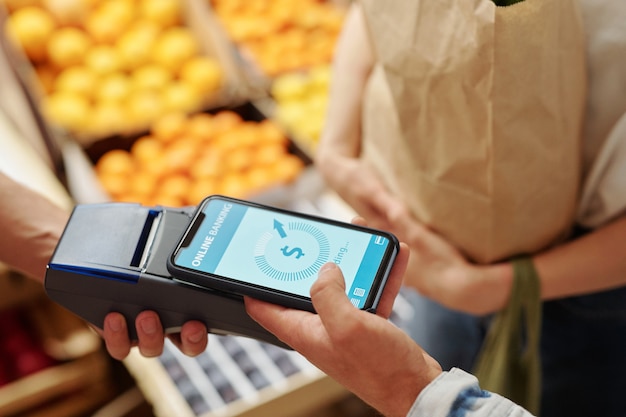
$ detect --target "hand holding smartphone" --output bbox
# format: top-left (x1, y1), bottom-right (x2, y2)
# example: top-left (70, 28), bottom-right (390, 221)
top-left (167, 195), bottom-right (399, 312)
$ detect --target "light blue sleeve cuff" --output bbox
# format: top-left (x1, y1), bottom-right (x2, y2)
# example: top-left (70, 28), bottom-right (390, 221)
top-left (407, 368), bottom-right (535, 417)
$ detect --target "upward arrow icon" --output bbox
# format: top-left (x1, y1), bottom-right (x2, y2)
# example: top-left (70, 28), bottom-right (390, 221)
top-left (273, 219), bottom-right (287, 238)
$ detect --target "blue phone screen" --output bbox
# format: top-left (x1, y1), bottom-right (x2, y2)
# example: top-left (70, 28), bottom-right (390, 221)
top-left (174, 198), bottom-right (392, 308)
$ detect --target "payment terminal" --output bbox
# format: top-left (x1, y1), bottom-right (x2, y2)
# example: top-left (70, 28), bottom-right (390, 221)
top-left (45, 203), bottom-right (287, 348)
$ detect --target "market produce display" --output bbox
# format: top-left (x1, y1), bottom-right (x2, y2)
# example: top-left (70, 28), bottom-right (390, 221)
top-left (4, 0), bottom-right (224, 139)
top-left (211, 0), bottom-right (343, 77)
top-left (271, 65), bottom-right (331, 153)
top-left (95, 110), bottom-right (305, 207)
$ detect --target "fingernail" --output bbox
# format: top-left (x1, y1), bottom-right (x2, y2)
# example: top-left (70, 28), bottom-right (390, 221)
top-left (140, 317), bottom-right (158, 335)
top-left (109, 315), bottom-right (124, 332)
top-left (188, 330), bottom-right (204, 344)
top-left (319, 262), bottom-right (337, 274)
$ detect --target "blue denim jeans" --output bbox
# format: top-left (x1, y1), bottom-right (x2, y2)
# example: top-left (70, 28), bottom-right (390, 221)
top-left (403, 286), bottom-right (626, 417)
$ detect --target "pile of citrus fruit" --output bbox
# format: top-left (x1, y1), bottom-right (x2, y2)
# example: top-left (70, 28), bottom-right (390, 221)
top-left (5, 0), bottom-right (224, 139)
top-left (271, 65), bottom-right (331, 152)
top-left (95, 111), bottom-right (305, 206)
top-left (211, 0), bottom-right (343, 77)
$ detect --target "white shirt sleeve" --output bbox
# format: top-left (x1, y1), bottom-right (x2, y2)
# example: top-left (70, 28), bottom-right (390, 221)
top-left (407, 368), bottom-right (535, 417)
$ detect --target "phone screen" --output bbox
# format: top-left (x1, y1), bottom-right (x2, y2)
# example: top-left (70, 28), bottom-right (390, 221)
top-left (171, 196), bottom-right (396, 309)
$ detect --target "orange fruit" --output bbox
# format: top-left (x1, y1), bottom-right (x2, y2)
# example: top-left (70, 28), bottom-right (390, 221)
top-left (98, 172), bottom-right (129, 198)
top-left (140, 154), bottom-right (168, 180)
top-left (254, 143), bottom-right (288, 166)
top-left (225, 148), bottom-right (254, 172)
top-left (211, 110), bottom-right (242, 135)
top-left (258, 119), bottom-right (288, 145)
top-left (96, 149), bottom-right (135, 176)
top-left (230, 122), bottom-right (259, 148)
top-left (213, 130), bottom-right (244, 154)
top-left (131, 135), bottom-right (163, 165)
top-left (161, 142), bottom-right (197, 175)
top-left (217, 173), bottom-right (250, 199)
top-left (185, 113), bottom-right (216, 141)
top-left (271, 154), bottom-right (304, 183)
top-left (244, 166), bottom-right (275, 192)
top-left (151, 112), bottom-right (187, 143)
top-left (190, 152), bottom-right (222, 180)
top-left (187, 177), bottom-right (218, 206)
top-left (159, 174), bottom-right (192, 200)
top-left (129, 171), bottom-right (158, 198)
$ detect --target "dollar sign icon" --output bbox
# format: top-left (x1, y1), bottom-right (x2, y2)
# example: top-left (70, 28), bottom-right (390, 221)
top-left (281, 245), bottom-right (305, 259)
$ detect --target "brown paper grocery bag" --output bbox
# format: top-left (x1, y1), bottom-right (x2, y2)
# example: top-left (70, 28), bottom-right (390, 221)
top-left (359, 0), bottom-right (587, 264)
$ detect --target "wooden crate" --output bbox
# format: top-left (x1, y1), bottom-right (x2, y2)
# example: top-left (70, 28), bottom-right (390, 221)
top-left (0, 295), bottom-right (114, 417)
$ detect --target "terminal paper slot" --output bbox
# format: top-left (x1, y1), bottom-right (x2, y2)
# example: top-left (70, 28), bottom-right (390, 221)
top-left (131, 209), bottom-right (162, 268)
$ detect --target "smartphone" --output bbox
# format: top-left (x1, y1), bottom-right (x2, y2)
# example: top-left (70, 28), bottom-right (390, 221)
top-left (167, 195), bottom-right (400, 312)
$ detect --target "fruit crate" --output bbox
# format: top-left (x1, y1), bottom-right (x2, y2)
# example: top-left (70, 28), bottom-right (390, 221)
top-left (0, 285), bottom-right (113, 417)
top-left (206, 0), bottom-right (346, 90)
top-left (0, 0), bottom-right (248, 147)
top-left (85, 101), bottom-right (313, 208)
top-left (254, 65), bottom-right (331, 164)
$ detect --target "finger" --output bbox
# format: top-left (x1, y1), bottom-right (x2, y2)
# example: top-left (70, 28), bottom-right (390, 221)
top-left (350, 216), bottom-right (367, 226)
top-left (103, 312), bottom-right (132, 360)
top-left (375, 242), bottom-right (409, 318)
top-left (136, 311), bottom-right (164, 357)
top-left (310, 263), bottom-right (363, 338)
top-left (178, 321), bottom-right (208, 356)
top-left (350, 217), bottom-right (410, 318)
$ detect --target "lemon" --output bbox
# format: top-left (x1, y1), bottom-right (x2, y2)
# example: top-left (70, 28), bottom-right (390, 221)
top-left (126, 90), bottom-right (165, 126)
top-left (138, 0), bottom-right (181, 28)
top-left (95, 72), bottom-right (132, 103)
top-left (179, 56), bottom-right (223, 95)
top-left (85, 45), bottom-right (124, 76)
top-left (151, 27), bottom-right (199, 73)
top-left (88, 102), bottom-right (130, 136)
top-left (5, 6), bottom-right (56, 63)
top-left (130, 64), bottom-right (172, 91)
top-left (46, 27), bottom-right (91, 69)
top-left (162, 80), bottom-right (203, 113)
top-left (42, 91), bottom-right (91, 131)
top-left (53, 66), bottom-right (98, 97)
top-left (43, 0), bottom-right (94, 26)
top-left (115, 26), bottom-right (153, 71)
top-left (84, 10), bottom-right (126, 44)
